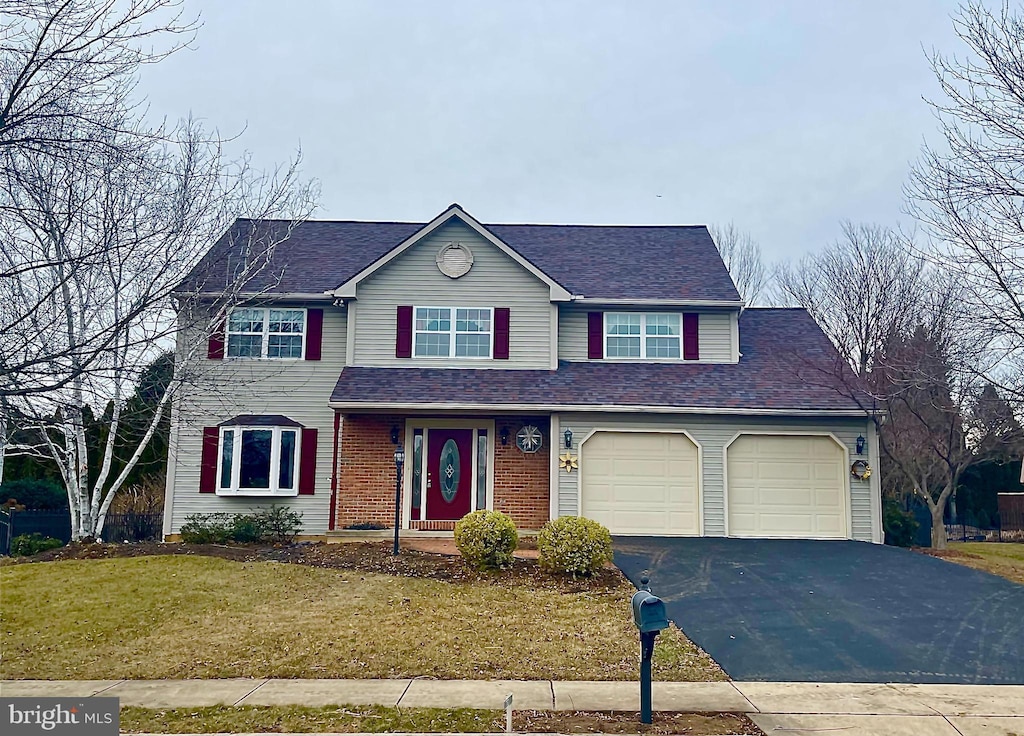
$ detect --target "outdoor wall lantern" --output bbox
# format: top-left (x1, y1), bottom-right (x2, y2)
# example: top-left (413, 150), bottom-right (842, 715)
top-left (393, 446), bottom-right (405, 555)
top-left (856, 435), bottom-right (865, 455)
top-left (563, 427), bottom-right (573, 449)
top-left (390, 426), bottom-right (400, 445)
top-left (500, 426), bottom-right (510, 446)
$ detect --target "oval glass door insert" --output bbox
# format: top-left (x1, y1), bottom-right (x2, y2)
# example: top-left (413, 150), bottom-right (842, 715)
top-left (440, 439), bottom-right (460, 503)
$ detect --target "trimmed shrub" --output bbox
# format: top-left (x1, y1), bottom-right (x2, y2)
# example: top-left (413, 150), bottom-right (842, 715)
top-left (538, 516), bottom-right (613, 577)
top-left (454, 510), bottom-right (518, 570)
top-left (230, 514), bottom-right (264, 543)
top-left (256, 505), bottom-right (303, 543)
top-left (0, 479), bottom-right (66, 510)
top-left (10, 533), bottom-right (64, 556)
top-left (883, 500), bottom-right (919, 548)
top-left (179, 513), bottom-right (234, 544)
top-left (179, 507), bottom-right (303, 544)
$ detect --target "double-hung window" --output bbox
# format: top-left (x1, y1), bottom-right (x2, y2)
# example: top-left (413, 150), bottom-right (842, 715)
top-left (605, 313), bottom-right (681, 359)
top-left (217, 425), bottom-right (299, 496)
top-left (414, 307), bottom-right (492, 358)
top-left (226, 308), bottom-right (306, 359)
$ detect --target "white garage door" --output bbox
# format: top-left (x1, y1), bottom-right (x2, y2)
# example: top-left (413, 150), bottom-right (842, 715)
top-left (727, 434), bottom-right (848, 539)
top-left (581, 432), bottom-right (700, 535)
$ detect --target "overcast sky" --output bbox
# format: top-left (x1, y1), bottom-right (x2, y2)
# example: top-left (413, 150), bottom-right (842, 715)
top-left (138, 1), bottom-right (963, 263)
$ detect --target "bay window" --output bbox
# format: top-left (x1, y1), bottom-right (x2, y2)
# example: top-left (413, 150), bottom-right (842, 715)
top-left (217, 424), bottom-right (300, 496)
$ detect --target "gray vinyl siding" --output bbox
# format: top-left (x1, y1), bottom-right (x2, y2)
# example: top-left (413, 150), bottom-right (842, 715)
top-left (557, 413), bottom-right (877, 542)
top-left (352, 221), bottom-right (552, 369)
top-left (163, 302), bottom-right (346, 536)
top-left (557, 305), bottom-right (737, 363)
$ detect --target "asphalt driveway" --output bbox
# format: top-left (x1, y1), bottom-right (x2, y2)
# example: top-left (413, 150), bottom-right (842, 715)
top-left (613, 537), bottom-right (1024, 684)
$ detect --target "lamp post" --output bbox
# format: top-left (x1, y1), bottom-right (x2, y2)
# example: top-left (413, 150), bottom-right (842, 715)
top-left (393, 446), bottom-right (405, 555)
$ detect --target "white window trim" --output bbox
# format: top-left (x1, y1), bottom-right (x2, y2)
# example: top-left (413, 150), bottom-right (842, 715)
top-left (216, 425), bottom-right (301, 496)
top-left (225, 307), bottom-right (307, 360)
top-left (604, 312), bottom-right (685, 360)
top-left (413, 306), bottom-right (494, 359)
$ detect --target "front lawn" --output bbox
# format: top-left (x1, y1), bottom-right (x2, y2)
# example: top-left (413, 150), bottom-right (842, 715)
top-left (941, 542), bottom-right (1024, 585)
top-left (0, 554), bottom-right (724, 681)
top-left (120, 706), bottom-right (761, 735)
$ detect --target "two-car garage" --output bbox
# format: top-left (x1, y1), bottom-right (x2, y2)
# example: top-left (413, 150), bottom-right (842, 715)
top-left (578, 430), bottom-right (851, 539)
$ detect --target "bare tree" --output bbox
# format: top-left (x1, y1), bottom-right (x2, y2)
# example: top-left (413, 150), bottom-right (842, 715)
top-left (2, 114), bottom-right (317, 540)
top-left (773, 222), bottom-right (927, 377)
top-left (709, 222), bottom-right (768, 304)
top-left (0, 0), bottom-right (198, 399)
top-left (907, 1), bottom-right (1024, 403)
top-left (0, 0), bottom-right (195, 158)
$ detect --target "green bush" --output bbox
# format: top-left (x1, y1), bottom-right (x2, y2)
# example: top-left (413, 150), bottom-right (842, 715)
top-left (10, 533), bottom-right (64, 556)
top-left (537, 516), bottom-right (613, 577)
top-left (230, 514), bottom-right (264, 543)
top-left (0, 479), bottom-right (66, 510)
top-left (256, 505), bottom-right (303, 543)
top-left (179, 513), bottom-right (234, 544)
top-left (454, 510), bottom-right (518, 570)
top-left (179, 506), bottom-right (303, 544)
top-left (883, 500), bottom-right (919, 548)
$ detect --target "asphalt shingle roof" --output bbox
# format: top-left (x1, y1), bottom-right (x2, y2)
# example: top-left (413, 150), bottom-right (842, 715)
top-left (329, 309), bottom-right (863, 413)
top-left (183, 216), bottom-right (742, 302)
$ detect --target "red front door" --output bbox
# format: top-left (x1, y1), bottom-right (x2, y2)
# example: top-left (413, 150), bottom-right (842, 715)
top-left (426, 428), bottom-right (473, 520)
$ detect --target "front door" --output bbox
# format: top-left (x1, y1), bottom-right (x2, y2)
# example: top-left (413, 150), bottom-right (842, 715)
top-left (425, 428), bottom-right (474, 520)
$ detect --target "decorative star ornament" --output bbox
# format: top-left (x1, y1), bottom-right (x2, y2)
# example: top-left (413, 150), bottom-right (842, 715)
top-left (558, 452), bottom-right (578, 472)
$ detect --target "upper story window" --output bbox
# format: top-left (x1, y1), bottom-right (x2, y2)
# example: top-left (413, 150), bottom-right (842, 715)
top-left (226, 308), bottom-right (306, 359)
top-left (605, 313), bottom-right (681, 359)
top-left (217, 424), bottom-right (299, 496)
top-left (414, 307), bottom-right (493, 358)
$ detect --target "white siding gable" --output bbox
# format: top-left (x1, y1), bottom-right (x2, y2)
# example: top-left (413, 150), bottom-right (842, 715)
top-left (352, 220), bottom-right (553, 369)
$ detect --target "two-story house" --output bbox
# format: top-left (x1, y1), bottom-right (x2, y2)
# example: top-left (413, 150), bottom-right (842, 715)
top-left (163, 204), bottom-right (882, 542)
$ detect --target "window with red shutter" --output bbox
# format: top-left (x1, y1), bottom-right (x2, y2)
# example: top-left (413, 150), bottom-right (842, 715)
top-left (683, 313), bottom-right (699, 360)
top-left (587, 312), bottom-right (604, 359)
top-left (305, 309), bottom-right (323, 361)
top-left (396, 305), bottom-right (413, 358)
top-left (199, 427), bottom-right (219, 492)
top-left (299, 428), bottom-right (318, 495)
top-left (494, 308), bottom-right (510, 359)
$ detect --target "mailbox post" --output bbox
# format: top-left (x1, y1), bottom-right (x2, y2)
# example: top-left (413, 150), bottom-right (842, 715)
top-left (630, 575), bottom-right (669, 724)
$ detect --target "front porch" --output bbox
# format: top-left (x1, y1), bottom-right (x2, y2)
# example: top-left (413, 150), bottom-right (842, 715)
top-left (333, 414), bottom-right (553, 533)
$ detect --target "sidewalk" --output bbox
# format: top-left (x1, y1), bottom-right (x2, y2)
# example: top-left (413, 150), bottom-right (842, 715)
top-left (2, 679), bottom-right (1023, 735)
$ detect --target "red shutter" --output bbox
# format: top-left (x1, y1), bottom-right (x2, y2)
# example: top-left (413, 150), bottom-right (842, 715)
top-left (683, 313), bottom-right (699, 360)
top-left (587, 312), bottom-right (604, 359)
top-left (199, 427), bottom-right (219, 493)
top-left (305, 308), bottom-right (323, 361)
top-left (207, 320), bottom-right (225, 360)
top-left (298, 428), bottom-right (318, 495)
top-left (494, 307), bottom-right (510, 359)
top-left (396, 305), bottom-right (413, 358)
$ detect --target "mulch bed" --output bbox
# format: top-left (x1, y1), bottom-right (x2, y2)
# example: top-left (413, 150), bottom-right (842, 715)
top-left (915, 547), bottom-right (983, 560)
top-left (13, 540), bottom-right (625, 592)
top-left (515, 711), bottom-right (762, 735)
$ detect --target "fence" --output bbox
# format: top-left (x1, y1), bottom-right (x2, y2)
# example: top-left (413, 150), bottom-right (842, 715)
top-left (0, 509), bottom-right (162, 555)
top-left (944, 505), bottom-right (1024, 543)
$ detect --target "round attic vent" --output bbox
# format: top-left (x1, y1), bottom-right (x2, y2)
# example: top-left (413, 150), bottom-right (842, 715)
top-left (436, 242), bottom-right (474, 278)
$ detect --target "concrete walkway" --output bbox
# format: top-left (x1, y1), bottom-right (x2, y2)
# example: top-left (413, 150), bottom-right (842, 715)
top-left (2, 679), bottom-right (1023, 735)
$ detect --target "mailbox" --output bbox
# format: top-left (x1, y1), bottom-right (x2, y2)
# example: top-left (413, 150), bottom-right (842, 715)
top-left (631, 590), bottom-right (669, 633)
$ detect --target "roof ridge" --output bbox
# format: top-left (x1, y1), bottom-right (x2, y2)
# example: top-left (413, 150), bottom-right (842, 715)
top-left (234, 217), bottom-right (710, 229)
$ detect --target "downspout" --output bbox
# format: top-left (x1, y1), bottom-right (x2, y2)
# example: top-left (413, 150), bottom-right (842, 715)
top-left (329, 410), bottom-right (341, 530)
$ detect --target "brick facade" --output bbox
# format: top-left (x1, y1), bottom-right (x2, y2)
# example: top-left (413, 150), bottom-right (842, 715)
top-left (336, 414), bottom-right (551, 531)
top-left (336, 414), bottom-right (405, 528)
top-left (493, 416), bottom-right (551, 530)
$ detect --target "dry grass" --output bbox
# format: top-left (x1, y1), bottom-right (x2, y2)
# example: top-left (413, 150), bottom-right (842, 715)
top-left (944, 542), bottom-right (1024, 585)
top-left (0, 555), bottom-right (724, 681)
top-left (119, 706), bottom-right (761, 734)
